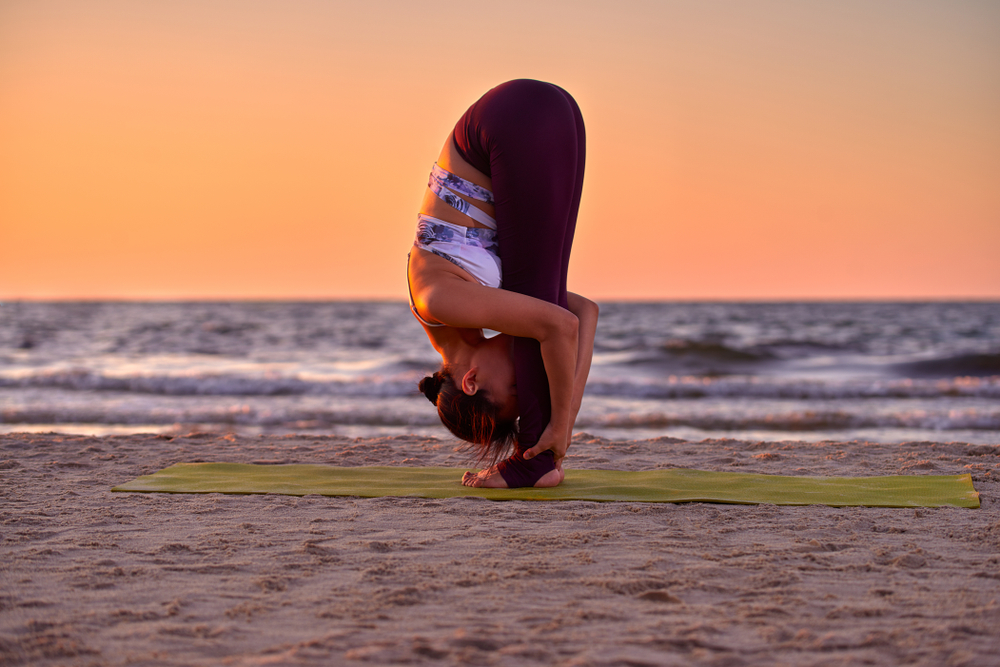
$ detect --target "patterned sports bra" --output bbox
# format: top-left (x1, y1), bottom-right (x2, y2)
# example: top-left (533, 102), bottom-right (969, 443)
top-left (408, 165), bottom-right (502, 327)
top-left (426, 164), bottom-right (496, 229)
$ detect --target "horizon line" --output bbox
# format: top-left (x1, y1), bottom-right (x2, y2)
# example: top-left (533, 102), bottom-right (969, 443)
top-left (3, 295), bottom-right (999, 304)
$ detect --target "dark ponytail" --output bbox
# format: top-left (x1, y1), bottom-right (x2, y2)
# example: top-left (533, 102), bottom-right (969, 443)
top-left (418, 371), bottom-right (447, 404)
top-left (418, 366), bottom-right (518, 465)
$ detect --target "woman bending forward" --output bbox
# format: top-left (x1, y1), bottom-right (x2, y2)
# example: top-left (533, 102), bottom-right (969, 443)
top-left (408, 79), bottom-right (598, 488)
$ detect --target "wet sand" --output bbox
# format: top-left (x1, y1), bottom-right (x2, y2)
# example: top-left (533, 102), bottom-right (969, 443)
top-left (1, 432), bottom-right (998, 666)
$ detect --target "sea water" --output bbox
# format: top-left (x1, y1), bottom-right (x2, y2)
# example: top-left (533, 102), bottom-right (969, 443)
top-left (1, 301), bottom-right (998, 444)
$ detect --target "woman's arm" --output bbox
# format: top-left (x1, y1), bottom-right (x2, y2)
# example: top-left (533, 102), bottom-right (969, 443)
top-left (422, 276), bottom-right (579, 456)
top-left (566, 292), bottom-right (598, 430)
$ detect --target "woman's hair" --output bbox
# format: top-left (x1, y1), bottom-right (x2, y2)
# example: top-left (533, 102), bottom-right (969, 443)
top-left (419, 366), bottom-right (518, 465)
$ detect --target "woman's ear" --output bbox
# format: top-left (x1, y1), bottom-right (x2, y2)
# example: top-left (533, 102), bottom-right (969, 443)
top-left (460, 367), bottom-right (479, 396)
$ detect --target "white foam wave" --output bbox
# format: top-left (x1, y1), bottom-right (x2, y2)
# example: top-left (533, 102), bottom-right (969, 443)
top-left (0, 364), bottom-right (425, 397)
top-left (585, 376), bottom-right (1000, 400)
top-left (578, 408), bottom-right (1000, 432)
top-left (3, 393), bottom-right (997, 433)
top-left (3, 366), bottom-right (999, 400)
top-left (0, 401), bottom-right (440, 428)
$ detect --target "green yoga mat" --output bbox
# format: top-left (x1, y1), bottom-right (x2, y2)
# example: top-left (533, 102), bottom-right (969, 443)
top-left (112, 463), bottom-right (980, 508)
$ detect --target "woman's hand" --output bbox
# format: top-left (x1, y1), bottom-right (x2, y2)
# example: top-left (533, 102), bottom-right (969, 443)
top-left (522, 421), bottom-right (571, 464)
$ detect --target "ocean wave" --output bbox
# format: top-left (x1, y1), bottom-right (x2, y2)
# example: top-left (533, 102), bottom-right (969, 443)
top-left (0, 368), bottom-right (422, 397)
top-left (660, 339), bottom-right (772, 362)
top-left (602, 339), bottom-right (773, 374)
top-left (892, 353), bottom-right (1000, 378)
top-left (585, 376), bottom-right (1000, 400)
top-left (4, 403), bottom-right (997, 433)
top-left (579, 409), bottom-right (1000, 432)
top-left (3, 366), bottom-right (999, 400)
top-left (0, 403), bottom-right (440, 428)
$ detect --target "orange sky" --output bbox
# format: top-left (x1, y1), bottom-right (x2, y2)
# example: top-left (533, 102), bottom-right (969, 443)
top-left (2, 0), bottom-right (998, 300)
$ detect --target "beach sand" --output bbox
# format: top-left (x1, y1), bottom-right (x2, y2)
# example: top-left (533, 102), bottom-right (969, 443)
top-left (1, 432), bottom-right (998, 666)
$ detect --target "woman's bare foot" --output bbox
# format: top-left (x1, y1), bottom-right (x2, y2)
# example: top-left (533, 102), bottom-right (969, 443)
top-left (461, 464), bottom-right (565, 488)
top-left (462, 467), bottom-right (507, 488)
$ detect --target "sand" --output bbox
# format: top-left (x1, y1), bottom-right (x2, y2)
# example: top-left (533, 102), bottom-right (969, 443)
top-left (1, 432), bottom-right (998, 666)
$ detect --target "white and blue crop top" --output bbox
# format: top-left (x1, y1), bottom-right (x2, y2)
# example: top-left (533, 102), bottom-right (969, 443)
top-left (408, 165), bottom-right (502, 327)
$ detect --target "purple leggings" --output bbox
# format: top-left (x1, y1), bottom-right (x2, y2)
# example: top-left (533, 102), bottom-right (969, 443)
top-left (452, 80), bottom-right (586, 487)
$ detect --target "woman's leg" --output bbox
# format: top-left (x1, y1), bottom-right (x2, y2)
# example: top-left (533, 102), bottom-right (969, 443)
top-left (453, 80), bottom-right (586, 486)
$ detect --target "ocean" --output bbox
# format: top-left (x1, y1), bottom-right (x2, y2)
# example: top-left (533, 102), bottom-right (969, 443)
top-left (1, 301), bottom-right (998, 445)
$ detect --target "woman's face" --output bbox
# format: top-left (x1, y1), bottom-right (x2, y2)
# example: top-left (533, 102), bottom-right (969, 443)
top-left (472, 334), bottom-right (518, 420)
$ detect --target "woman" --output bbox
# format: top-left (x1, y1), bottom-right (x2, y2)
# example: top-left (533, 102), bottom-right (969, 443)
top-left (408, 79), bottom-right (598, 488)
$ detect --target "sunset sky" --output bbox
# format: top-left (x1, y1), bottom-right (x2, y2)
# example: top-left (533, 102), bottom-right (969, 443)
top-left (2, 0), bottom-right (998, 300)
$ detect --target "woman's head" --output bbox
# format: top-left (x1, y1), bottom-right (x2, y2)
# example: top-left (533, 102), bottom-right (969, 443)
top-left (419, 363), bottom-right (518, 464)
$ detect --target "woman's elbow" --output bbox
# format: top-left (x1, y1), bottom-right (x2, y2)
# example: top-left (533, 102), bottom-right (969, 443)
top-left (540, 308), bottom-right (578, 342)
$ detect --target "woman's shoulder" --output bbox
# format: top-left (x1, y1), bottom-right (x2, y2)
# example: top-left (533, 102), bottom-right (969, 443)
top-left (407, 249), bottom-right (478, 324)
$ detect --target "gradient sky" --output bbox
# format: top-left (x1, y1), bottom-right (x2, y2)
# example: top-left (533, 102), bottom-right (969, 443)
top-left (2, 0), bottom-right (998, 300)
